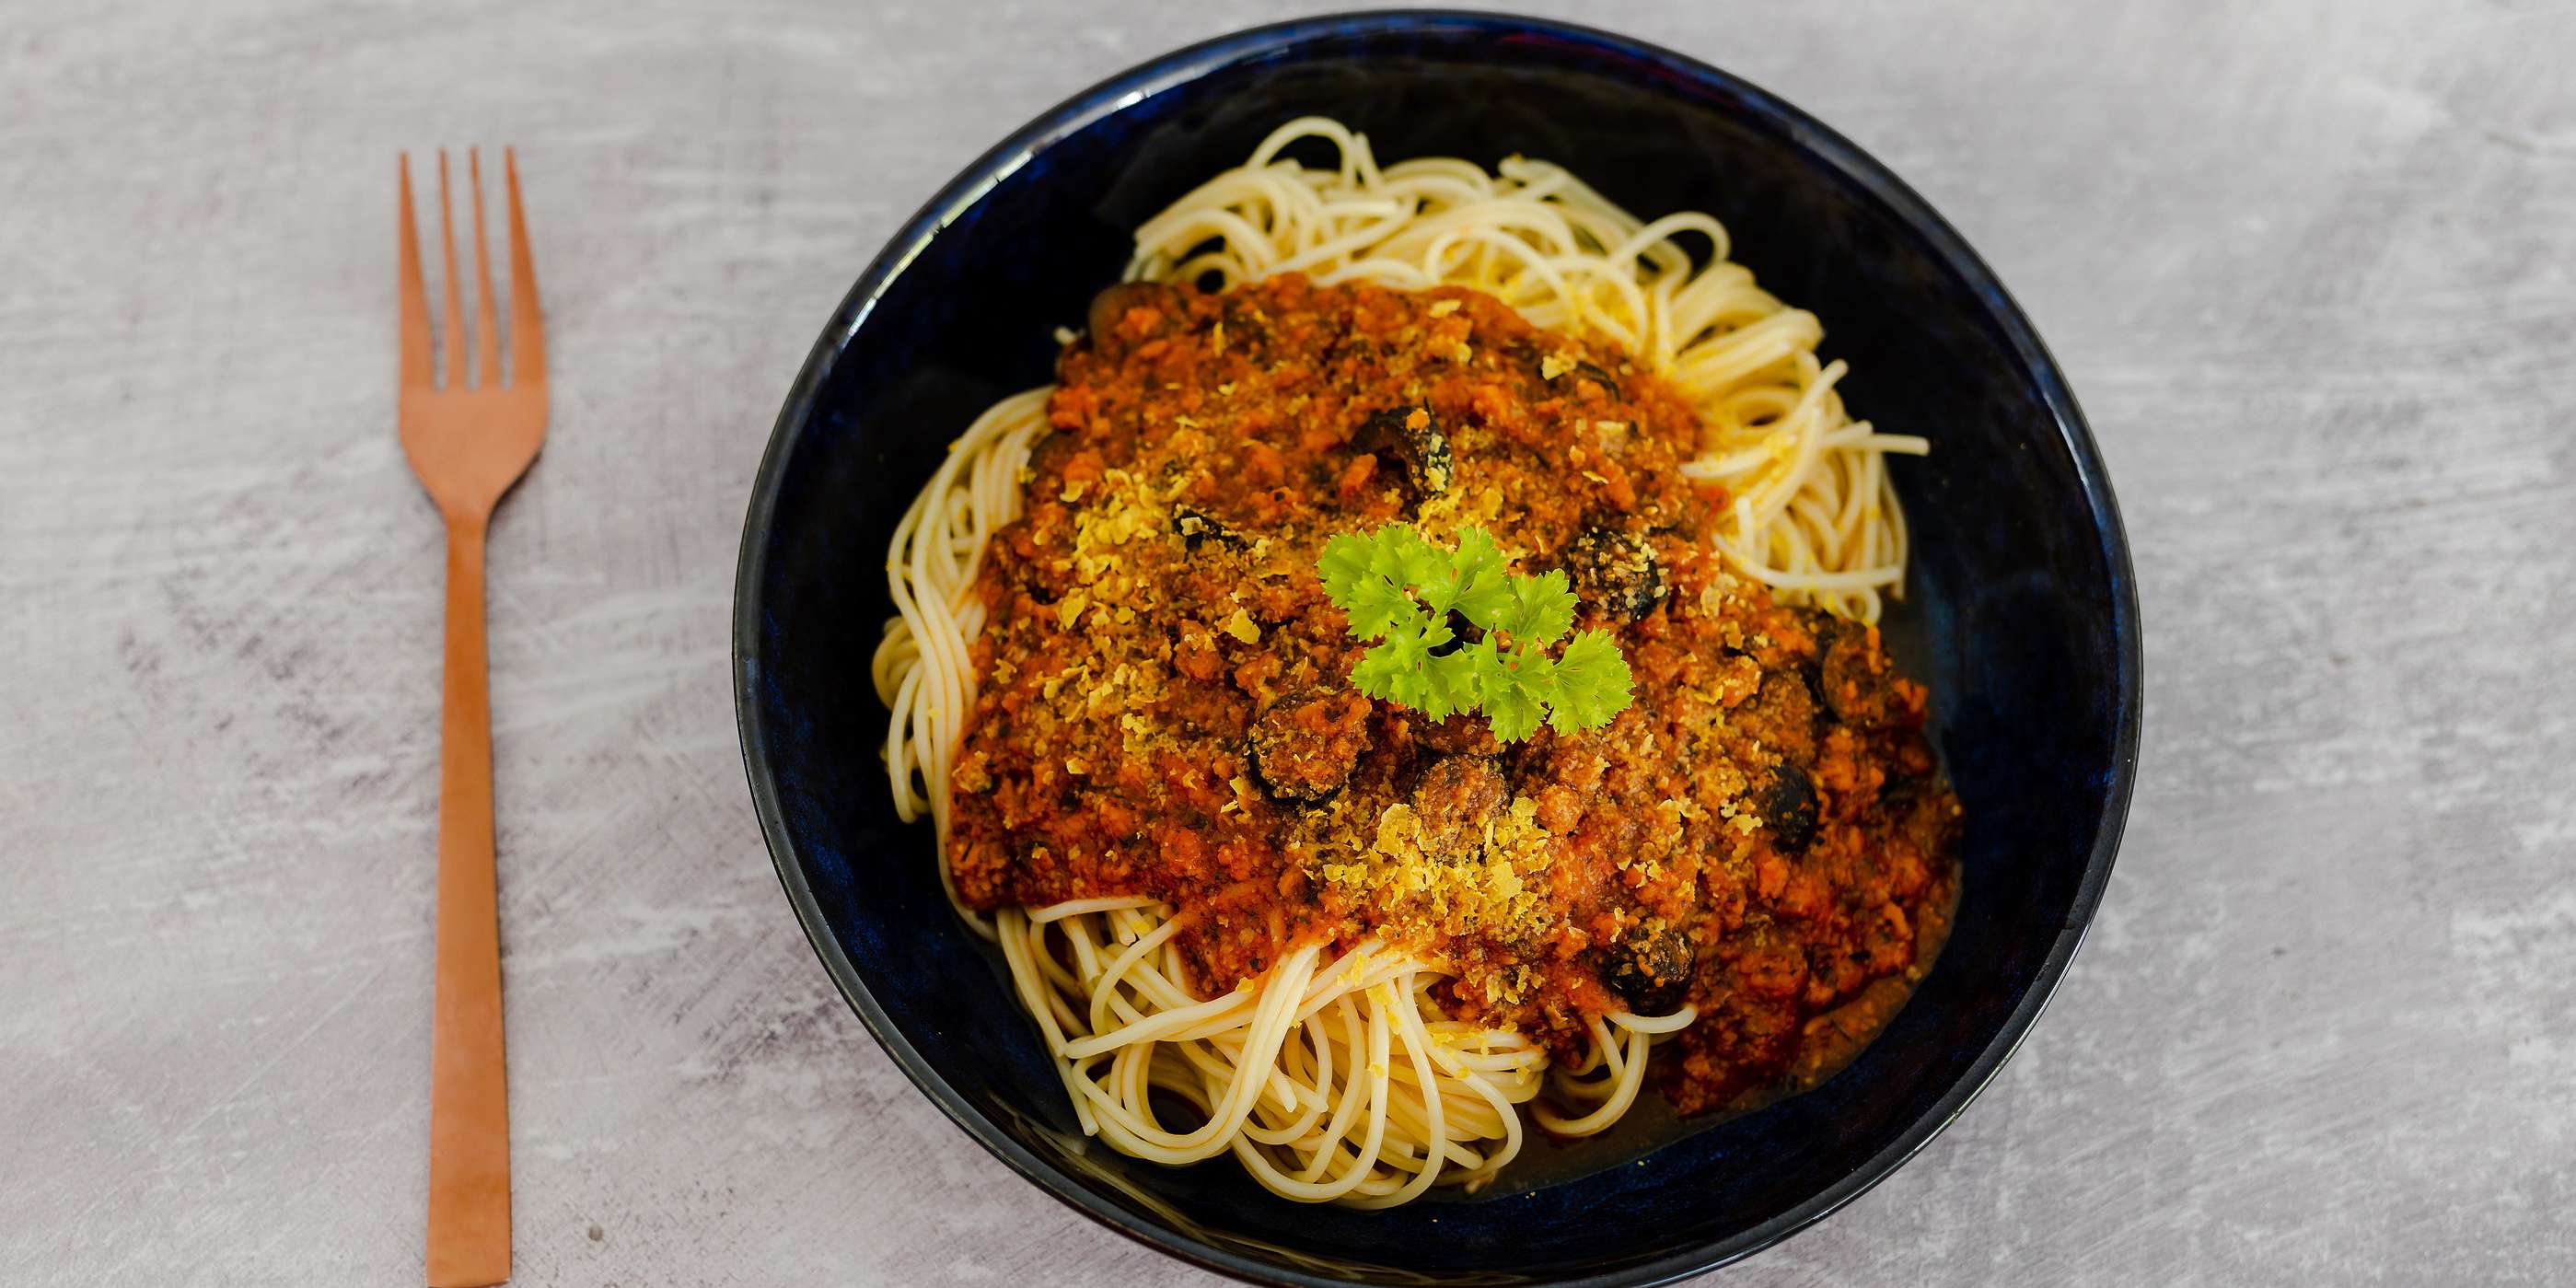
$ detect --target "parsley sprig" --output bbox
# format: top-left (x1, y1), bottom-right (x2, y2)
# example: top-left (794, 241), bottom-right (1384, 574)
top-left (1317, 524), bottom-right (1635, 742)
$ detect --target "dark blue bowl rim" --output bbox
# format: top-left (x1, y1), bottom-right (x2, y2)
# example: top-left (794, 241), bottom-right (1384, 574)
top-left (731, 10), bottom-right (2143, 1285)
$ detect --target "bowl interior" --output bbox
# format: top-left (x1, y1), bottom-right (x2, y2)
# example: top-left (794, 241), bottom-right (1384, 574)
top-left (737, 15), bottom-right (2134, 1286)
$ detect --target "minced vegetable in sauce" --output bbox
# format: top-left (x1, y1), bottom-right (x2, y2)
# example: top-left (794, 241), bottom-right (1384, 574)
top-left (946, 274), bottom-right (1960, 1115)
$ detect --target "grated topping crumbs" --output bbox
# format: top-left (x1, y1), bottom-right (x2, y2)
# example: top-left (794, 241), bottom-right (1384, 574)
top-left (1316, 796), bottom-right (1559, 1002)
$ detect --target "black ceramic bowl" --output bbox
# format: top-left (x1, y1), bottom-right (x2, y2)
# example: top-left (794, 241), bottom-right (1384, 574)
top-left (735, 11), bottom-right (2140, 1285)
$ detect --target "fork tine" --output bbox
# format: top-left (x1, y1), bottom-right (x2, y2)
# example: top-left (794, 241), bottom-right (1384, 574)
top-left (504, 148), bottom-right (545, 384)
top-left (398, 156), bottom-right (434, 389)
top-left (468, 150), bottom-right (502, 389)
top-left (436, 151), bottom-right (467, 390)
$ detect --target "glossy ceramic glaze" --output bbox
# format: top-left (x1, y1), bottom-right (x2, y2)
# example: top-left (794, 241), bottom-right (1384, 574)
top-left (734, 11), bottom-right (2141, 1285)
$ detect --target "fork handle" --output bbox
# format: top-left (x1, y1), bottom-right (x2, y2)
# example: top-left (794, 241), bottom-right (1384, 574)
top-left (426, 520), bottom-right (510, 1288)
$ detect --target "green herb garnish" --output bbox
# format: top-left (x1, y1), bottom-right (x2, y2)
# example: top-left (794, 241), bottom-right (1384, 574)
top-left (1317, 524), bottom-right (1634, 741)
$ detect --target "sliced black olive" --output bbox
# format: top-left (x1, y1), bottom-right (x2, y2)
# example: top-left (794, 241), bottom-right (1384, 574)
top-left (1741, 670), bottom-right (1819, 766)
top-left (1563, 528), bottom-right (1666, 622)
top-left (1410, 755), bottom-right (1505, 853)
top-left (1170, 503), bottom-right (1245, 551)
top-left (1816, 619), bottom-right (1891, 730)
top-left (1793, 608), bottom-right (1837, 714)
top-left (1572, 360), bottom-right (1622, 398)
top-left (1422, 608), bottom-right (1481, 659)
top-left (1529, 352), bottom-right (1623, 399)
top-left (1350, 406), bottom-right (1452, 497)
top-left (1604, 925), bottom-right (1693, 1015)
top-left (1248, 688), bottom-right (1370, 804)
top-left (1761, 762), bottom-right (1818, 854)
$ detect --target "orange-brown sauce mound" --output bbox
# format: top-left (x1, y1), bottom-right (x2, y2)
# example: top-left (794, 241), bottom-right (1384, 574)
top-left (945, 274), bottom-right (1960, 1114)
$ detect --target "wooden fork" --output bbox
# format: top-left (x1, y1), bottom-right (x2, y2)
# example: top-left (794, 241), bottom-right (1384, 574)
top-left (399, 147), bottom-right (544, 1288)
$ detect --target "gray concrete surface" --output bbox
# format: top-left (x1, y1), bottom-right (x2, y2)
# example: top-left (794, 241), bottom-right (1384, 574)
top-left (4, 0), bottom-right (2571, 1283)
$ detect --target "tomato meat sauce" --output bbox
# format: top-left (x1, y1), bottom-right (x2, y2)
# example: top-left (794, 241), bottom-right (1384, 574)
top-left (946, 274), bottom-right (1960, 1117)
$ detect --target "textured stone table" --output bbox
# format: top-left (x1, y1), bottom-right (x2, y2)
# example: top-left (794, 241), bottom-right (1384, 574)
top-left (6, 1), bottom-right (2571, 1283)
